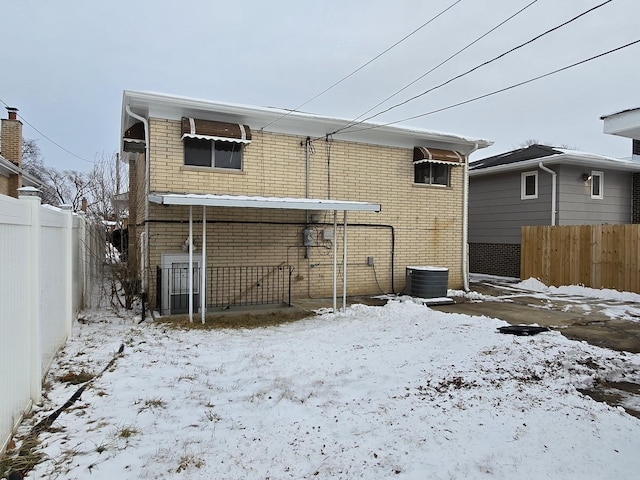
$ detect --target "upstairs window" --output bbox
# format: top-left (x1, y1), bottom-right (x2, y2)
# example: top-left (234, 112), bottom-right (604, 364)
top-left (521, 171), bottom-right (538, 199)
top-left (184, 138), bottom-right (243, 170)
top-left (414, 162), bottom-right (451, 186)
top-left (590, 171), bottom-right (603, 199)
top-left (181, 117), bottom-right (251, 171)
top-left (413, 147), bottom-right (463, 187)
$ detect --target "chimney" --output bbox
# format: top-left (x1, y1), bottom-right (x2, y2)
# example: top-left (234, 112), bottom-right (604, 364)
top-left (1, 107), bottom-right (23, 167)
top-left (1, 107), bottom-right (23, 198)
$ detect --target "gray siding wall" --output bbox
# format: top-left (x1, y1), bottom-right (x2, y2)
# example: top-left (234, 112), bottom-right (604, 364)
top-left (469, 170), bottom-right (552, 244)
top-left (556, 165), bottom-right (632, 225)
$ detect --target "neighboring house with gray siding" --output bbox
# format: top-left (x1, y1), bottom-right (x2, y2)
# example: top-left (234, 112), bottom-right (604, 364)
top-left (468, 144), bottom-right (640, 278)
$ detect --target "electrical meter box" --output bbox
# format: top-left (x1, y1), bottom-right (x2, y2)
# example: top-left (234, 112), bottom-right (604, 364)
top-left (303, 228), bottom-right (315, 246)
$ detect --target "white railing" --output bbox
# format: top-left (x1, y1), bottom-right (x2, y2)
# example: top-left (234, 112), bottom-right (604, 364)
top-left (0, 191), bottom-right (102, 452)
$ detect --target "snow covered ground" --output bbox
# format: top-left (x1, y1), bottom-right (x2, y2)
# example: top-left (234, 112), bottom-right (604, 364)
top-left (12, 287), bottom-right (640, 479)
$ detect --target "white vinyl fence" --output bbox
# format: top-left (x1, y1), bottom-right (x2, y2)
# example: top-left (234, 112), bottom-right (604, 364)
top-left (0, 190), bottom-right (103, 452)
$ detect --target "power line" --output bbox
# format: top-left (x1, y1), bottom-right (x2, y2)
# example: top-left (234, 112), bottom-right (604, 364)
top-left (332, 0), bottom-right (613, 136)
top-left (335, 0), bottom-right (539, 133)
top-left (0, 97), bottom-right (94, 164)
top-left (335, 38), bottom-right (640, 135)
top-left (260, 0), bottom-right (464, 130)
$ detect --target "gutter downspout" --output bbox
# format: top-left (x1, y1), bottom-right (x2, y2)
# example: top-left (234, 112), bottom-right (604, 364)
top-left (125, 105), bottom-right (151, 293)
top-left (462, 143), bottom-right (479, 292)
top-left (538, 162), bottom-right (557, 226)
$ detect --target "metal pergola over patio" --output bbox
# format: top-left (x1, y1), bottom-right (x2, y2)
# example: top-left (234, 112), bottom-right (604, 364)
top-left (148, 193), bottom-right (381, 323)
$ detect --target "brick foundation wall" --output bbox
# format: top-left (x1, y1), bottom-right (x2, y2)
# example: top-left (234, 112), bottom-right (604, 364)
top-left (469, 243), bottom-right (521, 278)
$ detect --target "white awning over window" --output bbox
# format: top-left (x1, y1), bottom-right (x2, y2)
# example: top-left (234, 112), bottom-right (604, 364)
top-left (181, 117), bottom-right (252, 144)
top-left (413, 147), bottom-right (464, 165)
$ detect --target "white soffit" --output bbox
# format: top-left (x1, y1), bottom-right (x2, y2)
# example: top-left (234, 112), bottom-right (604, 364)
top-left (149, 193), bottom-right (381, 212)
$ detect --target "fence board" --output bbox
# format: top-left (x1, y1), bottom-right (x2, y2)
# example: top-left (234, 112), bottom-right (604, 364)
top-left (1, 196), bottom-right (101, 453)
top-left (521, 224), bottom-right (640, 293)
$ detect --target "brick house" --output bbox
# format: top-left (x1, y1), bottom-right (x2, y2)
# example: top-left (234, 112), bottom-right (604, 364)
top-left (120, 91), bottom-right (491, 317)
top-left (0, 107), bottom-right (40, 197)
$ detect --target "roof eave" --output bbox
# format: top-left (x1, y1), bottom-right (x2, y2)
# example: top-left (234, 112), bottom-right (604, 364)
top-left (122, 90), bottom-right (492, 154)
top-left (470, 154), bottom-right (640, 176)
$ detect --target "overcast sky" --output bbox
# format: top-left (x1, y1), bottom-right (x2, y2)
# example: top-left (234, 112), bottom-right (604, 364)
top-left (2, 0), bottom-right (638, 171)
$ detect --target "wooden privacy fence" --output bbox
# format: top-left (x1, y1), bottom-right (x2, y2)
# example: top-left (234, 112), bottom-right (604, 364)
top-left (521, 224), bottom-right (640, 293)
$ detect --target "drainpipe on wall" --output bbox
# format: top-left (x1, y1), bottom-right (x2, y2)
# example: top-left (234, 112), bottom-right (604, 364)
top-left (462, 143), bottom-right (479, 292)
top-left (125, 106), bottom-right (150, 292)
top-left (538, 162), bottom-right (557, 226)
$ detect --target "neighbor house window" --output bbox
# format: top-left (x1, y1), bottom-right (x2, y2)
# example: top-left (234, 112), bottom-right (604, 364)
top-left (521, 171), bottom-right (538, 199)
top-left (184, 137), bottom-right (243, 170)
top-left (414, 162), bottom-right (451, 186)
top-left (590, 171), bottom-right (603, 199)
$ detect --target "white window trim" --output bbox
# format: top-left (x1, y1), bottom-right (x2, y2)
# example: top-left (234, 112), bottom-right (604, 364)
top-left (414, 161), bottom-right (452, 187)
top-left (590, 170), bottom-right (603, 199)
top-left (521, 171), bottom-right (538, 199)
top-left (184, 138), bottom-right (243, 170)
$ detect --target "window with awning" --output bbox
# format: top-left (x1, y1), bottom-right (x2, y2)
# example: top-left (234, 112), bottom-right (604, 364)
top-left (123, 122), bottom-right (146, 153)
top-left (182, 118), bottom-right (252, 170)
top-left (413, 147), bottom-right (464, 186)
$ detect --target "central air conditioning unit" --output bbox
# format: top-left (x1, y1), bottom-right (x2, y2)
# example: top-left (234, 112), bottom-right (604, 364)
top-left (406, 266), bottom-right (449, 298)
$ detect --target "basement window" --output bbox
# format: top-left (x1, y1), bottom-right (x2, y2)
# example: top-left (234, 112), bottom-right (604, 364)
top-left (184, 138), bottom-right (243, 170)
top-left (521, 171), bottom-right (538, 199)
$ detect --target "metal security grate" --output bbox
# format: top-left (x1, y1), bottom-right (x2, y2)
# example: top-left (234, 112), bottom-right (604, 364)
top-left (157, 264), bottom-right (293, 314)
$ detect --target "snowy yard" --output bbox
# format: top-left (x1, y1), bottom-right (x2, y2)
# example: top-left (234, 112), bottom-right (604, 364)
top-left (10, 285), bottom-right (640, 479)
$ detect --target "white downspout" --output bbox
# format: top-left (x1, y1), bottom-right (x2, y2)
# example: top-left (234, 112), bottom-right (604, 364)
top-left (538, 162), bottom-right (557, 226)
top-left (462, 143), bottom-right (479, 292)
top-left (125, 105), bottom-right (151, 293)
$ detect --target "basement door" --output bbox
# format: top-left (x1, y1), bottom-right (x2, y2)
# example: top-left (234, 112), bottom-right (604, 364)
top-left (161, 254), bottom-right (202, 315)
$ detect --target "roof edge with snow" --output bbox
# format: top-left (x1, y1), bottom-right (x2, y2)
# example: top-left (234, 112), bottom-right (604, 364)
top-left (121, 90), bottom-right (492, 155)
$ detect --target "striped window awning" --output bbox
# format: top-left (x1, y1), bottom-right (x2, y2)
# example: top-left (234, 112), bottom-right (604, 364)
top-left (181, 117), bottom-right (252, 144)
top-left (123, 122), bottom-right (146, 153)
top-left (413, 147), bottom-right (464, 165)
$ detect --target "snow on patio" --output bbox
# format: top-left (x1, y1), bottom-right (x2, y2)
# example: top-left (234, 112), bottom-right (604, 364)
top-left (15, 298), bottom-right (640, 479)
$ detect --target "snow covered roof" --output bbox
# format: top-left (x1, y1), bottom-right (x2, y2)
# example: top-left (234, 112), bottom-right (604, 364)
top-left (0, 154), bottom-right (44, 188)
top-left (122, 90), bottom-right (492, 155)
top-left (601, 107), bottom-right (640, 140)
top-left (470, 144), bottom-right (640, 176)
top-left (148, 193), bottom-right (381, 212)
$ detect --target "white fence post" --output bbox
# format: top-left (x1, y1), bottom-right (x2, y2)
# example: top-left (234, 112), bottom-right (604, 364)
top-left (19, 187), bottom-right (42, 403)
top-left (61, 205), bottom-right (74, 336)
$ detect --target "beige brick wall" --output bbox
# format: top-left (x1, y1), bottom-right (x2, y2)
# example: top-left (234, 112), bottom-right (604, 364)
top-left (0, 175), bottom-right (9, 196)
top-left (1, 118), bottom-right (23, 167)
top-left (143, 117), bottom-right (466, 308)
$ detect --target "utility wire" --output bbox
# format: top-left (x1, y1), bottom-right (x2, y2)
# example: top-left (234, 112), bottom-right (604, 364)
top-left (332, 0), bottom-right (613, 135)
top-left (0, 97), bottom-right (94, 164)
top-left (336, 0), bottom-right (539, 133)
top-left (260, 0), bottom-right (464, 130)
top-left (336, 38), bottom-right (640, 134)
